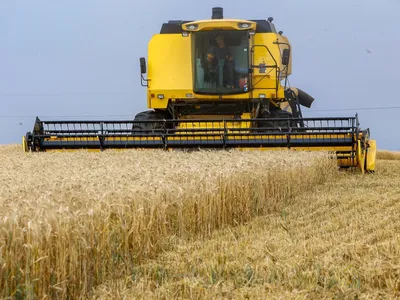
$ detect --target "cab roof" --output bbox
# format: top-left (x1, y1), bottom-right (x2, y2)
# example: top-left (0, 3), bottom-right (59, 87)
top-left (160, 19), bottom-right (277, 34)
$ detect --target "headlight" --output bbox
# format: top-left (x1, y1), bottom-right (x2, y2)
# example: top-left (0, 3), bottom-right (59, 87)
top-left (186, 24), bottom-right (198, 30)
top-left (238, 23), bottom-right (251, 29)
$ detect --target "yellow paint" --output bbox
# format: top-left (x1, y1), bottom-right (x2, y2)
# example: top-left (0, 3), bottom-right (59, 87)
top-left (146, 20), bottom-right (293, 108)
top-left (34, 134), bottom-right (354, 148)
top-left (22, 136), bottom-right (28, 152)
top-left (366, 140), bottom-right (376, 172)
top-left (147, 34), bottom-right (192, 108)
top-left (250, 33), bottom-right (291, 99)
top-left (35, 135), bottom-right (352, 143)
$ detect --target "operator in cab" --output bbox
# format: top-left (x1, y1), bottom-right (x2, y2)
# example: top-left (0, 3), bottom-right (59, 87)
top-left (206, 35), bottom-right (235, 88)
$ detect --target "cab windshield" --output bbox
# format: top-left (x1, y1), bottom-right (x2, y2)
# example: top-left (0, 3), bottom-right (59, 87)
top-left (192, 30), bottom-right (250, 95)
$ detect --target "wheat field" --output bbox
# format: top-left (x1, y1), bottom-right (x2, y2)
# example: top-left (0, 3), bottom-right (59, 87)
top-left (93, 152), bottom-right (400, 299)
top-left (0, 145), bottom-right (336, 299)
top-left (376, 150), bottom-right (400, 160)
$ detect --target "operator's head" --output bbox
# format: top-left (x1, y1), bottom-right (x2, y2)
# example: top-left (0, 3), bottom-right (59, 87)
top-left (215, 35), bottom-right (225, 48)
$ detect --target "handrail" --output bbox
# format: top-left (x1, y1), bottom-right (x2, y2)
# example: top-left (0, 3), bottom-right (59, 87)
top-left (250, 44), bottom-right (279, 96)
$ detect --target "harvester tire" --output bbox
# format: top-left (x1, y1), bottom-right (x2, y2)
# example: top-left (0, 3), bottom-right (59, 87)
top-left (132, 110), bottom-right (170, 133)
top-left (258, 109), bottom-right (296, 131)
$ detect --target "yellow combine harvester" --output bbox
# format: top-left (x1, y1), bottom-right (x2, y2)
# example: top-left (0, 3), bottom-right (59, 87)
top-left (23, 7), bottom-right (376, 172)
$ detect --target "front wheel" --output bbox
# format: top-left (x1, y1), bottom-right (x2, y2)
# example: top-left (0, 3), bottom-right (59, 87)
top-left (257, 109), bottom-right (298, 132)
top-left (132, 110), bottom-right (171, 133)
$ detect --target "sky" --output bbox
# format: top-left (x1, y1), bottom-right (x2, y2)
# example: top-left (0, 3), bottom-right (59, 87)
top-left (1, 0), bottom-right (399, 150)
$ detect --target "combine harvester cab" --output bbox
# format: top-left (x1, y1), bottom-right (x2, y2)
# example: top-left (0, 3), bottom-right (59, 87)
top-left (22, 7), bottom-right (376, 173)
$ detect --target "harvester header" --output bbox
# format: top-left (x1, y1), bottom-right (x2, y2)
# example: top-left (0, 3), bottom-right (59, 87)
top-left (23, 7), bottom-right (376, 173)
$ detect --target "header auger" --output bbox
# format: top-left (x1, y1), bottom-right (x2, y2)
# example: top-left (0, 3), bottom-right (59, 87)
top-left (23, 7), bottom-right (376, 173)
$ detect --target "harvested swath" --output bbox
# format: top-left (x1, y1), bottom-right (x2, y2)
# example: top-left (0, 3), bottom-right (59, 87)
top-left (0, 145), bottom-right (336, 299)
top-left (377, 150), bottom-right (400, 160)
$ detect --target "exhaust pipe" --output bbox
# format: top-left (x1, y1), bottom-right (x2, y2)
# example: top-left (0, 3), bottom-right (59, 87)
top-left (212, 7), bottom-right (223, 19)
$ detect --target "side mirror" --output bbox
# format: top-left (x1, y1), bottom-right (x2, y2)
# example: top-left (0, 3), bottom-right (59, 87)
top-left (140, 57), bottom-right (146, 74)
top-left (282, 49), bottom-right (290, 66)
